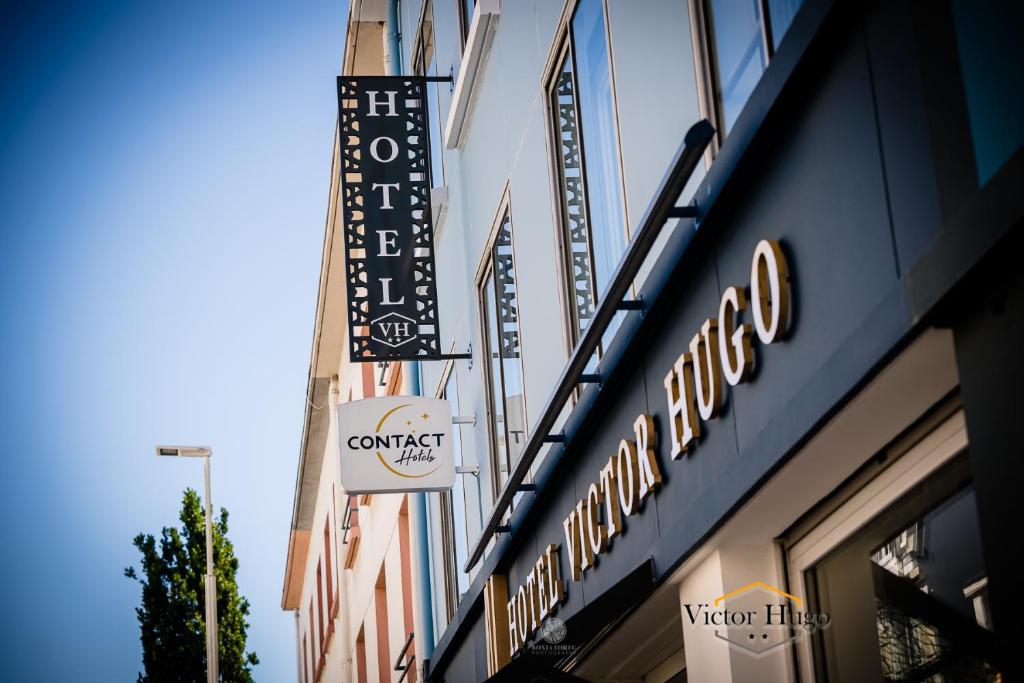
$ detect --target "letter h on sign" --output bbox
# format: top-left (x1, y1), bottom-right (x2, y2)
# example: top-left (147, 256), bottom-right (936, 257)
top-left (337, 77), bottom-right (442, 361)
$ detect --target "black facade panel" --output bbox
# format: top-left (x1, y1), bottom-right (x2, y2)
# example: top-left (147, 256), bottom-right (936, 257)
top-left (569, 375), bottom-right (657, 606)
top-left (863, 0), bottom-right (944, 276)
top-left (431, 0), bottom-right (1024, 679)
top-left (642, 255), bottom-right (739, 541)
top-left (952, 229), bottom-right (1024, 680)
top-left (715, 19), bottom-right (897, 455)
top-left (521, 454), bottom-right (585, 617)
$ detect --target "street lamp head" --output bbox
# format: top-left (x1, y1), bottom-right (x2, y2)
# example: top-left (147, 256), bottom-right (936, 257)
top-left (155, 445), bottom-right (212, 458)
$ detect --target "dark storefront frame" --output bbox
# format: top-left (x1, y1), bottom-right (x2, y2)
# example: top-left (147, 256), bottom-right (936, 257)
top-left (427, 0), bottom-right (1024, 679)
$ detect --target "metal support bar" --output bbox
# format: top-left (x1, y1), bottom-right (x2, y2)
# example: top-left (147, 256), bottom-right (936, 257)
top-left (542, 434), bottom-right (566, 443)
top-left (341, 496), bottom-right (357, 544)
top-left (452, 415), bottom-right (476, 425)
top-left (668, 205), bottom-right (699, 218)
top-left (517, 483), bottom-right (536, 492)
top-left (495, 525), bottom-right (512, 534)
top-left (455, 465), bottom-right (480, 476)
top-left (578, 374), bottom-right (601, 384)
top-left (394, 632), bottom-right (415, 682)
top-left (352, 352), bottom-right (471, 364)
top-left (462, 120), bottom-right (714, 573)
top-left (394, 632), bottom-right (414, 670)
top-left (617, 299), bottom-right (645, 311)
top-left (422, 75), bottom-right (454, 83)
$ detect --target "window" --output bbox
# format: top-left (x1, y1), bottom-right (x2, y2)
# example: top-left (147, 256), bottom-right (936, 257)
top-left (949, 0), bottom-right (1024, 185)
top-left (550, 0), bottom-right (628, 342)
top-left (691, 0), bottom-right (805, 137)
top-left (458, 0), bottom-right (476, 45)
top-left (438, 367), bottom-right (478, 616)
top-left (479, 204), bottom-right (527, 494)
top-left (805, 454), bottom-right (1000, 681)
top-left (414, 0), bottom-right (445, 188)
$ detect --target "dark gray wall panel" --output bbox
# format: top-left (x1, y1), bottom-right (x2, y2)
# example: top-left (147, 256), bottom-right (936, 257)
top-left (569, 375), bottom-right (657, 606)
top-left (641, 255), bottom-right (740, 540)
top-left (863, 0), bottom-right (943, 276)
top-left (715, 24), bottom-right (897, 456)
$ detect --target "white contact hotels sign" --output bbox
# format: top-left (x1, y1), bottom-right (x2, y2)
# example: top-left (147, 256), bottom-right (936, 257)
top-left (338, 396), bottom-right (455, 493)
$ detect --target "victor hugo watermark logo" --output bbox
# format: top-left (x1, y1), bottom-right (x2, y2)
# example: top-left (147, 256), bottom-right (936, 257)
top-left (683, 581), bottom-right (831, 657)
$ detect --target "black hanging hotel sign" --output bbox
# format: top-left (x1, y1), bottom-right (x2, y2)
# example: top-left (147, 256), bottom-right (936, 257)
top-left (337, 76), bottom-right (442, 361)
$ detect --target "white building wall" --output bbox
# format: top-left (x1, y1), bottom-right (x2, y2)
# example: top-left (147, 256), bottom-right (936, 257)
top-left (391, 0), bottom-right (717, 657)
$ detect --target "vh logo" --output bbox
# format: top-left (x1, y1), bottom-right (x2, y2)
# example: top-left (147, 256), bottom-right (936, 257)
top-left (372, 312), bottom-right (418, 348)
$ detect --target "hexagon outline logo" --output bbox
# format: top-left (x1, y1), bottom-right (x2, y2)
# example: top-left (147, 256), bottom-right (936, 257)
top-left (371, 312), bottom-right (418, 348)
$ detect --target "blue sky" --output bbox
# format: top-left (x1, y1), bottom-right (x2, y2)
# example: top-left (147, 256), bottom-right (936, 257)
top-left (0, 1), bottom-right (346, 679)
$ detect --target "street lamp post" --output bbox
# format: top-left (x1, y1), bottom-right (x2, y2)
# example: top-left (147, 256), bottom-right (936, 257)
top-left (156, 445), bottom-right (219, 683)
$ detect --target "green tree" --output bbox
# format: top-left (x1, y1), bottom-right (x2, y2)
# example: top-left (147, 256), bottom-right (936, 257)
top-left (125, 488), bottom-right (258, 682)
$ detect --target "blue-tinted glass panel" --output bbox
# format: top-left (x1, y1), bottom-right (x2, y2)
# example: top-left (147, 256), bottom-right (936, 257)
top-left (551, 54), bottom-right (597, 333)
top-left (443, 372), bottom-right (469, 598)
top-left (571, 0), bottom-right (627, 306)
top-left (493, 209), bottom-right (527, 464)
top-left (951, 0), bottom-right (1024, 185)
top-left (482, 270), bottom-right (508, 491)
top-left (418, 1), bottom-right (444, 186)
top-left (768, 0), bottom-right (804, 49)
top-left (710, 0), bottom-right (769, 132)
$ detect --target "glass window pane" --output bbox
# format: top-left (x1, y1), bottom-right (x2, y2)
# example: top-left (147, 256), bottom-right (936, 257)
top-left (768, 0), bottom-right (804, 50)
top-left (493, 209), bottom-right (527, 464)
top-left (417, 1), bottom-right (444, 186)
top-left (810, 459), bottom-right (1000, 682)
top-left (444, 372), bottom-right (469, 598)
top-left (461, 0), bottom-right (476, 40)
top-left (551, 52), bottom-right (598, 334)
top-left (571, 0), bottom-right (627, 308)
top-left (482, 271), bottom-right (509, 490)
top-left (950, 0), bottom-right (1024, 185)
top-left (710, 0), bottom-right (769, 131)
top-left (871, 486), bottom-right (996, 680)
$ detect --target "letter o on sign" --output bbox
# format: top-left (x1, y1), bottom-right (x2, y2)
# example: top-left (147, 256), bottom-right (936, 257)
top-left (370, 136), bottom-right (399, 163)
top-left (750, 239), bottom-right (791, 344)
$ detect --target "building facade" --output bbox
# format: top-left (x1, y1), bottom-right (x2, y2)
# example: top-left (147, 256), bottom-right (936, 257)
top-left (286, 0), bottom-right (1023, 681)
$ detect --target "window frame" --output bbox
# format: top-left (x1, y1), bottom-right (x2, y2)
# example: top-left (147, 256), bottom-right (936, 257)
top-left (475, 191), bottom-right (528, 503)
top-left (436, 361), bottom-right (466, 619)
top-left (412, 0), bottom-right (446, 188)
top-left (543, 0), bottom-right (631, 355)
top-left (784, 409), bottom-right (970, 682)
top-left (457, 0), bottom-right (476, 49)
top-left (688, 0), bottom-right (781, 154)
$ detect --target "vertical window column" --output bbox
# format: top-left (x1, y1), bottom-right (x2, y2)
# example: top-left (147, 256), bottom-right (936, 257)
top-left (481, 205), bottom-right (527, 496)
top-left (415, 1), bottom-right (445, 188)
top-left (549, 0), bottom-right (628, 349)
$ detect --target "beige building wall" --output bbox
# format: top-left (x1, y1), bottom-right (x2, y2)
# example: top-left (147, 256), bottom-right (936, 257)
top-left (283, 2), bottom-right (429, 681)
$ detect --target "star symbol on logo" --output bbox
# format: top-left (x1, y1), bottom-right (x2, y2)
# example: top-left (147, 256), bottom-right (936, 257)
top-left (421, 412), bottom-right (429, 420)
